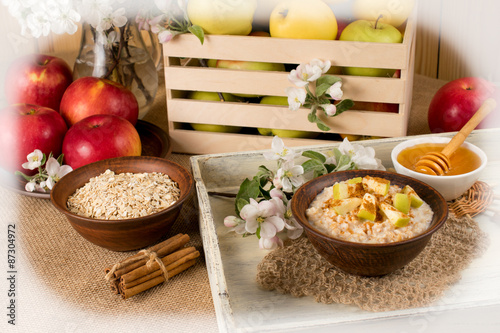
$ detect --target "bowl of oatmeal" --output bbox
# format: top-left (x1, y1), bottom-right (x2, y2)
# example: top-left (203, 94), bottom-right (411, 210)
top-left (291, 170), bottom-right (448, 276)
top-left (50, 156), bottom-right (194, 251)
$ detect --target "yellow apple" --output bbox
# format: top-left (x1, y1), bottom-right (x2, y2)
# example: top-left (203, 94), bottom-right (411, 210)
top-left (352, 0), bottom-right (415, 28)
top-left (269, 0), bottom-right (338, 40)
top-left (259, 96), bottom-right (319, 138)
top-left (187, 0), bottom-right (257, 35)
top-left (187, 91), bottom-right (242, 133)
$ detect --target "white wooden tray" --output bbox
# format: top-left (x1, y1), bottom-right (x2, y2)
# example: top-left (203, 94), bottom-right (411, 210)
top-left (191, 130), bottom-right (500, 333)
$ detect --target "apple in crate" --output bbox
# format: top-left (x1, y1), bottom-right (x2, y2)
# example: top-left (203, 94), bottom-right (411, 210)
top-left (259, 96), bottom-right (318, 138)
top-left (62, 114), bottom-right (141, 169)
top-left (352, 0), bottom-right (415, 28)
top-left (270, 0), bottom-right (338, 40)
top-left (59, 77), bottom-right (139, 127)
top-left (187, 0), bottom-right (257, 35)
top-left (0, 104), bottom-right (68, 174)
top-left (4, 54), bottom-right (73, 111)
top-left (428, 77), bottom-right (499, 133)
top-left (340, 19), bottom-right (403, 77)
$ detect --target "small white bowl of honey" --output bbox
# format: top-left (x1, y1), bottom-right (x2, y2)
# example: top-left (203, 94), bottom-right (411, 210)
top-left (391, 136), bottom-right (487, 201)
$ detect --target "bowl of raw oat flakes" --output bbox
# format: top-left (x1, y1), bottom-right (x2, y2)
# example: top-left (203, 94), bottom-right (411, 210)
top-left (50, 156), bottom-right (194, 251)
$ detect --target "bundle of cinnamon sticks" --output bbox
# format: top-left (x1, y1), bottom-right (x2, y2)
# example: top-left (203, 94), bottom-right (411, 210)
top-left (105, 233), bottom-right (199, 299)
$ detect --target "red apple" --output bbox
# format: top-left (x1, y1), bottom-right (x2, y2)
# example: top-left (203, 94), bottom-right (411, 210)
top-left (0, 104), bottom-right (68, 174)
top-left (428, 77), bottom-right (499, 133)
top-left (59, 77), bottom-right (139, 127)
top-left (62, 114), bottom-right (141, 169)
top-left (4, 54), bottom-right (73, 111)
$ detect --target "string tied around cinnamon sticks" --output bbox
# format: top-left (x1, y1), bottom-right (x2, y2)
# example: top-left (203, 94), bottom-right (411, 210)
top-left (104, 233), bottom-right (200, 299)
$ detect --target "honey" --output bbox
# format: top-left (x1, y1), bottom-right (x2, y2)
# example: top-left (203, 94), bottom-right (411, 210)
top-left (397, 143), bottom-right (482, 176)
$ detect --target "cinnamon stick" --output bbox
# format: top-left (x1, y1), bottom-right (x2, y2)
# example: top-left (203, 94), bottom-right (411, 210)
top-left (121, 247), bottom-right (200, 287)
top-left (120, 259), bottom-right (197, 299)
top-left (105, 233), bottom-right (189, 279)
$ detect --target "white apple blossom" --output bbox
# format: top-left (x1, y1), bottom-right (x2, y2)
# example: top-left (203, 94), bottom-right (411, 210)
top-left (309, 58), bottom-right (331, 74)
top-left (327, 81), bottom-right (344, 100)
top-left (285, 87), bottom-right (307, 111)
top-left (270, 194), bottom-right (303, 240)
top-left (157, 29), bottom-right (174, 43)
top-left (97, 6), bottom-right (127, 31)
top-left (22, 149), bottom-right (44, 170)
top-left (288, 63), bottom-right (323, 87)
top-left (25, 180), bottom-right (38, 192)
top-left (44, 157), bottom-right (73, 189)
top-left (263, 136), bottom-right (298, 163)
top-left (240, 198), bottom-right (285, 237)
top-left (322, 103), bottom-right (337, 116)
top-left (259, 236), bottom-right (283, 250)
top-left (337, 138), bottom-right (386, 170)
top-left (224, 216), bottom-right (246, 234)
top-left (276, 161), bottom-right (305, 193)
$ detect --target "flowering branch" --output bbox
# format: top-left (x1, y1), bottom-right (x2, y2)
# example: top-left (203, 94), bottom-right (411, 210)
top-left (223, 136), bottom-right (385, 250)
top-left (286, 59), bottom-right (354, 131)
top-left (136, 0), bottom-right (204, 44)
top-left (16, 149), bottom-right (72, 193)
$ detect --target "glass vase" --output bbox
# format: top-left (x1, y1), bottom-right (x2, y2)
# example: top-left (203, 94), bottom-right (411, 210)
top-left (73, 21), bottom-right (161, 119)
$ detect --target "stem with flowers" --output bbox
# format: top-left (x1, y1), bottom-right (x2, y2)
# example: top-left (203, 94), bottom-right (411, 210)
top-left (16, 149), bottom-right (73, 193)
top-left (223, 136), bottom-right (385, 250)
top-left (286, 59), bottom-right (354, 131)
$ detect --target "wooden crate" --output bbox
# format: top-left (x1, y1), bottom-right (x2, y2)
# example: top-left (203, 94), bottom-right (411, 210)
top-left (162, 11), bottom-right (417, 154)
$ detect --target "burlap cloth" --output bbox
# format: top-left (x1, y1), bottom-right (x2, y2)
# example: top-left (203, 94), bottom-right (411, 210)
top-left (256, 213), bottom-right (488, 312)
top-left (0, 73), bottom-right (466, 332)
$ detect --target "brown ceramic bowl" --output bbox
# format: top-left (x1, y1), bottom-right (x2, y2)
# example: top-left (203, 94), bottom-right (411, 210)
top-left (50, 156), bottom-right (193, 251)
top-left (291, 169), bottom-right (448, 276)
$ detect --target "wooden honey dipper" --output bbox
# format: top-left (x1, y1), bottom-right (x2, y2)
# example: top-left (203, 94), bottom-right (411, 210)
top-left (415, 98), bottom-right (497, 175)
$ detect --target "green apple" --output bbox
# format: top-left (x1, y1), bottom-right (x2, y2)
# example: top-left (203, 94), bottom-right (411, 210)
top-left (393, 192), bottom-right (410, 214)
top-left (340, 19), bottom-right (403, 77)
top-left (362, 176), bottom-right (390, 196)
top-left (270, 0), bottom-right (338, 40)
top-left (332, 198), bottom-right (362, 216)
top-left (403, 185), bottom-right (424, 208)
top-left (352, 0), bottom-right (415, 28)
top-left (357, 193), bottom-right (377, 221)
top-left (187, 91), bottom-right (242, 133)
top-left (187, 0), bottom-right (257, 35)
top-left (259, 96), bottom-right (319, 138)
top-left (379, 202), bottom-right (410, 227)
top-left (258, 128), bottom-right (273, 136)
top-left (216, 61), bottom-right (285, 98)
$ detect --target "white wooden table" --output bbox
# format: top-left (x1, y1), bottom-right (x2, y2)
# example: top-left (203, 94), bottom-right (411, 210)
top-left (191, 129), bottom-right (500, 333)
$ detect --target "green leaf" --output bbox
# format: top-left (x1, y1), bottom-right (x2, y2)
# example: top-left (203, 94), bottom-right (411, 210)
top-left (235, 178), bottom-right (261, 216)
top-left (236, 198), bottom-right (249, 215)
top-left (302, 150), bottom-right (326, 163)
top-left (315, 120), bottom-right (330, 131)
top-left (188, 25), bottom-right (205, 44)
top-left (315, 83), bottom-right (331, 97)
top-left (307, 111), bottom-right (317, 123)
top-left (317, 75), bottom-right (341, 87)
top-left (301, 159), bottom-right (327, 177)
top-left (335, 99), bottom-right (354, 114)
top-left (256, 225), bottom-right (261, 239)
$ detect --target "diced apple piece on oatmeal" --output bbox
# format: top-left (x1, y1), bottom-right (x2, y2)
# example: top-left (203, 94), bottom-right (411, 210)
top-left (362, 176), bottom-right (390, 196)
top-left (379, 202), bottom-right (410, 227)
top-left (357, 193), bottom-right (377, 221)
top-left (330, 198), bottom-right (362, 215)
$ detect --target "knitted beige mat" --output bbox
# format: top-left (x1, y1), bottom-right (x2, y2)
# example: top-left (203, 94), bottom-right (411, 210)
top-left (256, 214), bottom-right (488, 312)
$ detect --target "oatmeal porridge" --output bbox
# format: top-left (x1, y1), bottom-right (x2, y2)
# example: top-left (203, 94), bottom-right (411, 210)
top-left (306, 176), bottom-right (434, 244)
